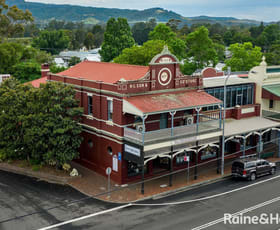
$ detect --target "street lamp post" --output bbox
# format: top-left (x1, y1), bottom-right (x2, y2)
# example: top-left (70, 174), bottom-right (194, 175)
top-left (221, 67), bottom-right (231, 176)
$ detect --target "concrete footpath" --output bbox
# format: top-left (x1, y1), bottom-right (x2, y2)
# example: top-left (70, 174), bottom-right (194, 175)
top-left (1, 158), bottom-right (279, 203)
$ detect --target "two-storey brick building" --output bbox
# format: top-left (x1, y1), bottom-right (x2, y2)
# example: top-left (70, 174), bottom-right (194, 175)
top-left (46, 47), bottom-right (225, 184)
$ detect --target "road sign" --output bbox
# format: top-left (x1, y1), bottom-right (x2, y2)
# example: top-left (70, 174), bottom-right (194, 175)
top-left (106, 167), bottom-right (112, 175)
top-left (118, 152), bottom-right (122, 161)
top-left (184, 156), bottom-right (190, 162)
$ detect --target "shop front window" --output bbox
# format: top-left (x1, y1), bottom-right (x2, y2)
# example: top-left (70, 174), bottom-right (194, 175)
top-left (200, 146), bottom-right (217, 160)
top-left (127, 161), bottom-right (148, 177)
top-left (176, 152), bottom-right (193, 165)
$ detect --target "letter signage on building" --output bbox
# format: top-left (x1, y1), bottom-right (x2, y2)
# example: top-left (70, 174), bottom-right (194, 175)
top-left (124, 144), bottom-right (141, 157)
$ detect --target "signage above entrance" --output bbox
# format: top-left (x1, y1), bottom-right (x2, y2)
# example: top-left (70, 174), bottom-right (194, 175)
top-left (124, 144), bottom-right (141, 157)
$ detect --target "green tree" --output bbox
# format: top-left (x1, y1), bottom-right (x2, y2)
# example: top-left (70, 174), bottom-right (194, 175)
top-left (91, 24), bottom-right (104, 47)
top-left (84, 32), bottom-right (95, 50)
top-left (0, 78), bottom-right (35, 160)
top-left (68, 56), bottom-right (81, 66)
top-left (0, 0), bottom-right (33, 39)
top-left (100, 17), bottom-right (135, 62)
top-left (149, 23), bottom-right (176, 41)
top-left (114, 40), bottom-right (165, 66)
top-left (11, 61), bottom-right (41, 83)
top-left (185, 26), bottom-right (218, 69)
top-left (180, 61), bottom-right (197, 75)
top-left (50, 65), bottom-right (68, 73)
top-left (0, 78), bottom-right (83, 167)
top-left (148, 23), bottom-right (186, 60)
top-left (32, 30), bottom-right (70, 55)
top-left (23, 82), bottom-right (83, 167)
top-left (166, 19), bottom-right (182, 32)
top-left (225, 42), bottom-right (263, 71)
top-left (265, 44), bottom-right (280, 65)
top-left (214, 43), bottom-right (225, 62)
top-left (0, 42), bottom-right (24, 73)
top-left (256, 24), bottom-right (280, 52)
top-left (132, 22), bottom-right (146, 45)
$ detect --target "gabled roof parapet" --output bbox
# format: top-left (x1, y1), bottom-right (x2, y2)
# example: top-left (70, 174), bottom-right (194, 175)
top-left (149, 45), bottom-right (179, 65)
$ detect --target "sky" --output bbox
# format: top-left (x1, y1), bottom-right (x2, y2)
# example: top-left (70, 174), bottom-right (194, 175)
top-left (25, 0), bottom-right (280, 22)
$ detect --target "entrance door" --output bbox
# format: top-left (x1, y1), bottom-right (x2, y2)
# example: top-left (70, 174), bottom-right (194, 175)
top-left (160, 113), bottom-right (168, 129)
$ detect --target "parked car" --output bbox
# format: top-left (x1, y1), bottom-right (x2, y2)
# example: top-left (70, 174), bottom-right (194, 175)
top-left (232, 158), bottom-right (276, 181)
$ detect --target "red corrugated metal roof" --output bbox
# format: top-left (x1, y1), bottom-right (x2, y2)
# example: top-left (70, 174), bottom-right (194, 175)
top-left (124, 90), bottom-right (221, 114)
top-left (58, 61), bottom-right (149, 84)
top-left (27, 77), bottom-right (47, 88)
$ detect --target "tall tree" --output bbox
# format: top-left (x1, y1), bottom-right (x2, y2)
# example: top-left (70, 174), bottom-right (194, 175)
top-left (265, 44), bottom-right (280, 65)
top-left (32, 30), bottom-right (70, 55)
top-left (100, 17), bottom-right (135, 62)
top-left (0, 0), bottom-right (33, 39)
top-left (166, 19), bottom-right (182, 32)
top-left (114, 40), bottom-right (165, 66)
top-left (149, 23), bottom-right (176, 41)
top-left (84, 32), bottom-right (95, 50)
top-left (185, 26), bottom-right (218, 69)
top-left (225, 42), bottom-right (262, 71)
top-left (0, 78), bottom-right (83, 167)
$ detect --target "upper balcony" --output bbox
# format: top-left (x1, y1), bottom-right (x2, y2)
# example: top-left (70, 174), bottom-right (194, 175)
top-left (124, 113), bottom-right (221, 146)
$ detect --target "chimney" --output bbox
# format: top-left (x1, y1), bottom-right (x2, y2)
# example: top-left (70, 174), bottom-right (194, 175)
top-left (41, 63), bottom-right (50, 78)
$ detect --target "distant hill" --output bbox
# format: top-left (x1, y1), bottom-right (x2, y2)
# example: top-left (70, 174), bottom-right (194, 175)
top-left (6, 0), bottom-right (265, 26)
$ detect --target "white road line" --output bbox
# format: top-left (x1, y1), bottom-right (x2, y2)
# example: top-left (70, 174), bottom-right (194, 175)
top-left (191, 196), bottom-right (280, 230)
top-left (38, 174), bottom-right (280, 230)
top-left (134, 174), bottom-right (280, 206)
top-left (37, 203), bottom-right (132, 230)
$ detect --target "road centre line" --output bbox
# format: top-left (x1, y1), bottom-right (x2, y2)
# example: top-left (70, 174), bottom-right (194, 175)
top-left (191, 196), bottom-right (280, 230)
top-left (134, 174), bottom-right (280, 206)
top-left (38, 174), bottom-right (280, 230)
top-left (37, 204), bottom-right (133, 230)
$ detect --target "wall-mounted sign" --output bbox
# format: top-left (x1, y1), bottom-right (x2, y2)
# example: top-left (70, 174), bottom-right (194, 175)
top-left (124, 144), bottom-right (141, 157)
top-left (158, 68), bottom-right (172, 86)
top-left (241, 107), bottom-right (255, 114)
top-left (113, 155), bottom-right (118, 172)
top-left (159, 57), bottom-right (172, 63)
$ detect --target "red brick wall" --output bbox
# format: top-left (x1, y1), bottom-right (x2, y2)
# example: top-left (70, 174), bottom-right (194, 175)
top-left (262, 88), bottom-right (280, 101)
top-left (77, 131), bottom-right (124, 184)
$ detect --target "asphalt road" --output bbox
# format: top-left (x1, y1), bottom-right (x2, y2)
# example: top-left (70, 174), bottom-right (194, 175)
top-left (1, 169), bottom-right (280, 230)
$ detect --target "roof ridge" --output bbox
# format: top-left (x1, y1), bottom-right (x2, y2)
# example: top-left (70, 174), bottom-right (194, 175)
top-left (84, 60), bottom-right (149, 69)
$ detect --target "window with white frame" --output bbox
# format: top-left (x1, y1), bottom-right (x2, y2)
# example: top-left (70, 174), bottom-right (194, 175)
top-left (87, 93), bottom-right (93, 115)
top-left (107, 98), bottom-right (113, 121)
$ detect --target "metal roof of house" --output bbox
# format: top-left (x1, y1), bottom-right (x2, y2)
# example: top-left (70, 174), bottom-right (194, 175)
top-left (123, 90), bottom-right (222, 116)
top-left (263, 84), bottom-right (280, 97)
top-left (224, 116), bottom-right (280, 137)
top-left (203, 75), bottom-right (255, 88)
top-left (58, 61), bottom-right (149, 84)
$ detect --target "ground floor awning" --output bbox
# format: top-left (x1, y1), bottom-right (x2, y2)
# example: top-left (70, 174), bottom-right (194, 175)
top-left (224, 116), bottom-right (280, 137)
top-left (123, 90), bottom-right (222, 117)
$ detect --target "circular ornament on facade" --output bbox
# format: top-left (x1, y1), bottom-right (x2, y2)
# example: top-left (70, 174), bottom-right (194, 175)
top-left (158, 68), bottom-right (172, 86)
